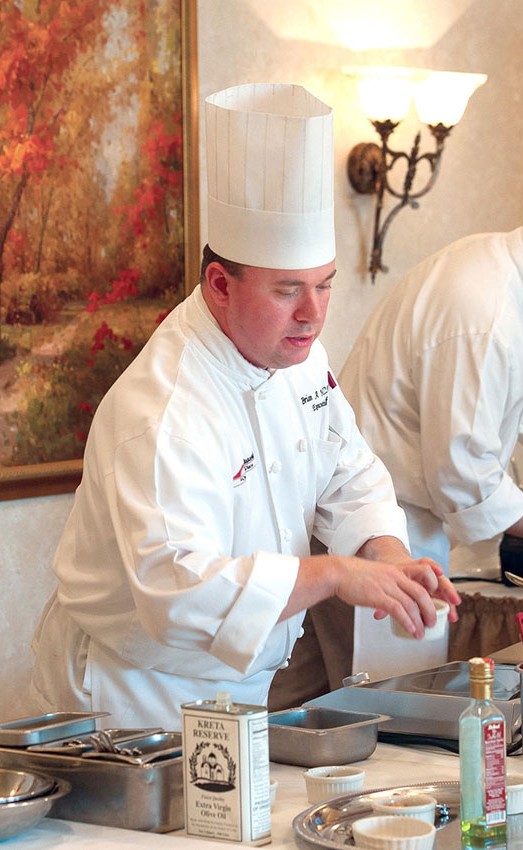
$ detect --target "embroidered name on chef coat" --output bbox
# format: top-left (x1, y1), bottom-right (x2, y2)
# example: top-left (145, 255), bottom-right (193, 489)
top-left (300, 382), bottom-right (330, 412)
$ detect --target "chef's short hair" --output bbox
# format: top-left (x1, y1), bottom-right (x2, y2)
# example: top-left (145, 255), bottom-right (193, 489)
top-left (200, 244), bottom-right (244, 283)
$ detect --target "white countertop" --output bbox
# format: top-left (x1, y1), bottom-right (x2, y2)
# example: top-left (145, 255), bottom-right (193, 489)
top-left (453, 579), bottom-right (523, 599)
top-left (11, 740), bottom-right (523, 849)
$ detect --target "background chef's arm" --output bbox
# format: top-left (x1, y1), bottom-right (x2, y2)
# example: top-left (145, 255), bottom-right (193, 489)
top-left (505, 516), bottom-right (523, 537)
top-left (415, 325), bottom-right (523, 545)
top-left (505, 440), bottom-right (523, 536)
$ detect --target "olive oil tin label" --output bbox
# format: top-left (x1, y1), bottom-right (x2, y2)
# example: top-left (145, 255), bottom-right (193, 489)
top-left (182, 697), bottom-right (271, 845)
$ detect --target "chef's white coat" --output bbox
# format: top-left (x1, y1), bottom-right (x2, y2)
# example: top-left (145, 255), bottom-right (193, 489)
top-left (31, 285), bottom-right (408, 729)
top-left (340, 227), bottom-right (523, 571)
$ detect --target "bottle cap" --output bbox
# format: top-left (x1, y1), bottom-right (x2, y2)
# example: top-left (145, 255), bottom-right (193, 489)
top-left (468, 656), bottom-right (494, 682)
top-left (215, 691), bottom-right (233, 711)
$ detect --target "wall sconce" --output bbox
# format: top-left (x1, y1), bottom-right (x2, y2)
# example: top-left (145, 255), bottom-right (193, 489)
top-left (345, 66), bottom-right (487, 282)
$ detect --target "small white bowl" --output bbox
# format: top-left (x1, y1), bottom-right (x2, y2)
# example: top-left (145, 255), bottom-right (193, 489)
top-left (391, 599), bottom-right (449, 640)
top-left (304, 765), bottom-right (365, 804)
top-left (352, 815), bottom-right (436, 850)
top-left (507, 775), bottom-right (523, 815)
top-left (370, 792), bottom-right (437, 824)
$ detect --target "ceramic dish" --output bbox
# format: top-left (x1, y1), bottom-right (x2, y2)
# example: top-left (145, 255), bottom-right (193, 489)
top-left (304, 765), bottom-right (365, 804)
top-left (391, 599), bottom-right (449, 640)
top-left (370, 791), bottom-right (436, 824)
top-left (351, 815), bottom-right (436, 850)
top-left (507, 775), bottom-right (523, 815)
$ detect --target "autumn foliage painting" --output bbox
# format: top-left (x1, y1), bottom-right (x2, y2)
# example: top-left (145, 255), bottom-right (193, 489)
top-left (0, 0), bottom-right (191, 471)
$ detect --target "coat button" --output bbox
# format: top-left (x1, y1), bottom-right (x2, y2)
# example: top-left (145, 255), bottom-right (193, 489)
top-left (269, 460), bottom-right (282, 473)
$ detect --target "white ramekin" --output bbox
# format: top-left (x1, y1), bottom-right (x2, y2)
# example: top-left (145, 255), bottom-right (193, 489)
top-left (303, 764), bottom-right (365, 804)
top-left (352, 815), bottom-right (436, 850)
top-left (370, 792), bottom-right (437, 824)
top-left (391, 599), bottom-right (449, 640)
top-left (507, 774), bottom-right (523, 815)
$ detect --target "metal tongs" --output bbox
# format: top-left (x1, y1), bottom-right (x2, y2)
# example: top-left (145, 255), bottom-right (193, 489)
top-left (89, 730), bottom-right (143, 756)
top-left (82, 729), bottom-right (182, 765)
top-left (506, 572), bottom-right (523, 588)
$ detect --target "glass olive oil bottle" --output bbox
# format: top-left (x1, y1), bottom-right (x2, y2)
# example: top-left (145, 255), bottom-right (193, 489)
top-left (459, 657), bottom-right (506, 846)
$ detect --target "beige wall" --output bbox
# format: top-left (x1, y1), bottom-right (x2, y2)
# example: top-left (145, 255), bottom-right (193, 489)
top-left (1, 0), bottom-right (523, 717)
top-left (198, 0), bottom-right (523, 371)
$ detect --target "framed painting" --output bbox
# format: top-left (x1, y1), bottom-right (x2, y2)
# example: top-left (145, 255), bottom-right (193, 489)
top-left (0, 0), bottom-right (199, 501)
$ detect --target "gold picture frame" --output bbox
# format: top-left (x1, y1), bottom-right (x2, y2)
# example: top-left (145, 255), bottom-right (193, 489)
top-left (0, 0), bottom-right (199, 501)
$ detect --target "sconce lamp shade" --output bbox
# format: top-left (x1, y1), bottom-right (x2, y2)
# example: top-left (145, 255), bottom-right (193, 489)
top-left (344, 64), bottom-right (487, 282)
top-left (345, 65), bottom-right (424, 122)
top-left (345, 66), bottom-right (487, 128)
top-left (344, 66), bottom-right (419, 121)
top-left (414, 71), bottom-right (487, 126)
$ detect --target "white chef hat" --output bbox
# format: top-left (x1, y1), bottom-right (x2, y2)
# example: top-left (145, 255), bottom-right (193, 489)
top-left (205, 83), bottom-right (335, 270)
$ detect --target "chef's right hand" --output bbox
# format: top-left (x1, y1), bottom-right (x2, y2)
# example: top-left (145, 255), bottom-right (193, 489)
top-left (279, 550), bottom-right (460, 639)
top-left (331, 556), bottom-right (460, 639)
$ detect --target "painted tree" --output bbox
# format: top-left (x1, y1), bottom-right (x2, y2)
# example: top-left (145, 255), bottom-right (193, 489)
top-left (0, 0), bottom-right (107, 292)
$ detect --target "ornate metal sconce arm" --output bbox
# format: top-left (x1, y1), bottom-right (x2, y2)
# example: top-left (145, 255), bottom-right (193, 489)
top-left (348, 121), bottom-right (453, 282)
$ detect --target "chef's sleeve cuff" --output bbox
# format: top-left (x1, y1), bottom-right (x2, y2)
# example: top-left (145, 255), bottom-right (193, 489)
top-left (327, 503), bottom-right (410, 555)
top-left (444, 475), bottom-right (523, 544)
top-left (209, 551), bottom-right (300, 673)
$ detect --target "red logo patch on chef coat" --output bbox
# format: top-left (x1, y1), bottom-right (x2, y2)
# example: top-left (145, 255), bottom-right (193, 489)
top-left (232, 453), bottom-right (255, 487)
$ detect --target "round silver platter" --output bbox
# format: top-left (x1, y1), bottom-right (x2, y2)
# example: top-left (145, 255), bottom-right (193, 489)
top-left (292, 781), bottom-right (523, 849)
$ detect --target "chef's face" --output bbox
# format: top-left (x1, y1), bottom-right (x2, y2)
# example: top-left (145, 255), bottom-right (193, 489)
top-left (204, 260), bottom-right (336, 370)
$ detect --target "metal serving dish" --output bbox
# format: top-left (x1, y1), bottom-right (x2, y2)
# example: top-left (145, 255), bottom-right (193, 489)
top-left (268, 707), bottom-right (389, 767)
top-left (0, 712), bottom-right (109, 747)
top-left (0, 777), bottom-right (70, 841)
top-left (0, 732), bottom-right (183, 833)
top-left (293, 779), bottom-right (523, 849)
top-left (0, 768), bottom-right (55, 803)
top-left (293, 781), bottom-right (460, 849)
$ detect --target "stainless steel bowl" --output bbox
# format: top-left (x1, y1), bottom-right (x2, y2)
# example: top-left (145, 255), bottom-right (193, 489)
top-left (0, 778), bottom-right (70, 840)
top-left (0, 769), bottom-right (55, 804)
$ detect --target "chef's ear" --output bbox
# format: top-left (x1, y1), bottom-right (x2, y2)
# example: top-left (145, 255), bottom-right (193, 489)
top-left (204, 262), bottom-right (230, 305)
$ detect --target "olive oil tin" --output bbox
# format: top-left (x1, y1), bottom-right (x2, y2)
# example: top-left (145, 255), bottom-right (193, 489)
top-left (182, 694), bottom-right (271, 845)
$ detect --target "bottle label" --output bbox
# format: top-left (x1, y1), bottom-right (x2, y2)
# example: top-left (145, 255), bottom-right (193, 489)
top-left (484, 720), bottom-right (506, 825)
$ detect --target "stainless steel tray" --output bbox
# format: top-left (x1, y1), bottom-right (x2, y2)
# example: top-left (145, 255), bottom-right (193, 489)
top-left (293, 781), bottom-right (523, 849)
top-left (0, 713), bottom-right (109, 746)
top-left (0, 733), bottom-right (183, 833)
top-left (269, 707), bottom-right (388, 767)
top-left (82, 731), bottom-right (182, 765)
top-left (27, 727), bottom-right (164, 757)
top-left (307, 662), bottom-right (521, 746)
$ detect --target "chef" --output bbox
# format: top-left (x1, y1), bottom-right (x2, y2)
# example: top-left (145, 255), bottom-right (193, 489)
top-left (341, 229), bottom-right (523, 571)
top-left (339, 229), bottom-right (523, 678)
top-left (30, 83), bottom-right (460, 729)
